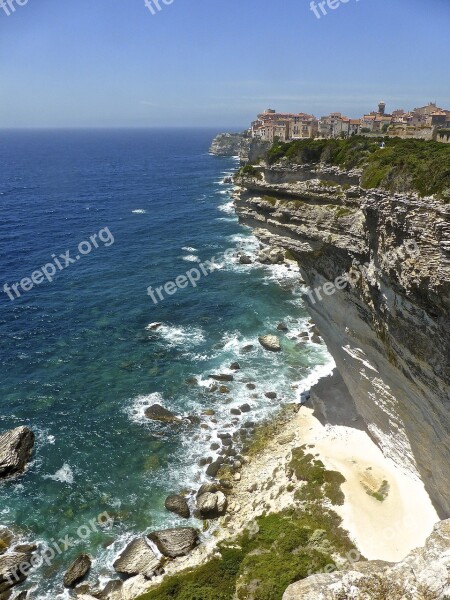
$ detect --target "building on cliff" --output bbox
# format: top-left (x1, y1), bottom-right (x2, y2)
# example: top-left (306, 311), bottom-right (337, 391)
top-left (250, 101), bottom-right (450, 142)
top-left (251, 109), bottom-right (318, 142)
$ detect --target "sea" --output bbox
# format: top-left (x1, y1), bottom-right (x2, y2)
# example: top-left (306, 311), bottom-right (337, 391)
top-left (0, 129), bottom-right (333, 598)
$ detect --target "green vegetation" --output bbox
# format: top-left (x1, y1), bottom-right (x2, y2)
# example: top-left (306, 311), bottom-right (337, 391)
top-left (262, 195), bottom-right (278, 206)
top-left (289, 445), bottom-right (346, 506)
top-left (262, 136), bottom-right (450, 197)
top-left (236, 164), bottom-right (262, 179)
top-left (364, 479), bottom-right (390, 502)
top-left (137, 437), bottom-right (354, 600)
top-left (138, 505), bottom-right (356, 600)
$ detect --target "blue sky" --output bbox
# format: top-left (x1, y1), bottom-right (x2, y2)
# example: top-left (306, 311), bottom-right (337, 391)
top-left (0, 0), bottom-right (449, 128)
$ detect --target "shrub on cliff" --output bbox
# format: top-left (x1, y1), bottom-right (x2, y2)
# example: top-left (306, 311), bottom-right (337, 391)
top-left (264, 137), bottom-right (450, 197)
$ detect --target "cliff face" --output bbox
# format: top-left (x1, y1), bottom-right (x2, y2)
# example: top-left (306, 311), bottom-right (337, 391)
top-left (209, 132), bottom-right (270, 163)
top-left (234, 165), bottom-right (450, 518)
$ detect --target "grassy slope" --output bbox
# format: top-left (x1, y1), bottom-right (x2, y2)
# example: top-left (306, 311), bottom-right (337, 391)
top-left (136, 444), bottom-right (357, 600)
top-left (262, 136), bottom-right (450, 198)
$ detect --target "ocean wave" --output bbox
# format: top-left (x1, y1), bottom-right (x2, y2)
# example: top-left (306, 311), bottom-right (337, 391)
top-left (132, 209), bottom-right (147, 214)
top-left (217, 200), bottom-right (235, 214)
top-left (44, 463), bottom-right (74, 484)
top-left (182, 246), bottom-right (198, 253)
top-left (146, 323), bottom-right (205, 348)
top-left (125, 392), bottom-right (165, 425)
top-left (181, 254), bottom-right (200, 262)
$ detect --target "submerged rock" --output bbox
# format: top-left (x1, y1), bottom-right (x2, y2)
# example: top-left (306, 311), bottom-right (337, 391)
top-left (63, 553), bottom-right (91, 588)
top-left (113, 538), bottom-right (161, 578)
top-left (144, 404), bottom-right (179, 423)
top-left (258, 335), bottom-right (281, 352)
top-left (264, 392), bottom-right (277, 400)
top-left (209, 373), bottom-right (234, 382)
top-left (164, 495), bottom-right (190, 519)
top-left (148, 528), bottom-right (199, 558)
top-left (0, 427), bottom-right (35, 479)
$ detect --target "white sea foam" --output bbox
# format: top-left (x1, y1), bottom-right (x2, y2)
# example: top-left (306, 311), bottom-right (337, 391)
top-left (182, 246), bottom-right (198, 253)
top-left (182, 254), bottom-right (200, 262)
top-left (126, 392), bottom-right (165, 425)
top-left (146, 323), bottom-right (205, 349)
top-left (44, 463), bottom-right (74, 484)
top-left (132, 209), bottom-right (147, 214)
top-left (217, 200), bottom-right (235, 214)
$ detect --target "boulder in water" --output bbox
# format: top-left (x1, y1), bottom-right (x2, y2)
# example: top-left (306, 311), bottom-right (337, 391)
top-left (258, 335), bottom-right (281, 352)
top-left (0, 427), bottom-right (35, 479)
top-left (63, 554), bottom-right (92, 587)
top-left (164, 495), bottom-right (190, 519)
top-left (144, 404), bottom-right (179, 423)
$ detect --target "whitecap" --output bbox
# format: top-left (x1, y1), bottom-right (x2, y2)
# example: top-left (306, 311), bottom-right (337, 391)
top-left (44, 464), bottom-right (74, 484)
top-left (147, 323), bottom-right (205, 349)
top-left (217, 201), bottom-right (235, 214)
top-left (125, 392), bottom-right (165, 425)
top-left (182, 246), bottom-right (198, 252)
top-left (132, 209), bottom-right (147, 214)
top-left (181, 255), bottom-right (200, 263)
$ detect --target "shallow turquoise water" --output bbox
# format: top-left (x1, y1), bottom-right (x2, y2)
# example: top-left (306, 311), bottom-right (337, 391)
top-left (0, 129), bottom-right (332, 597)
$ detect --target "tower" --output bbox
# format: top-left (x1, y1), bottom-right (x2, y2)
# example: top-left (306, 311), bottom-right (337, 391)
top-left (378, 101), bottom-right (386, 115)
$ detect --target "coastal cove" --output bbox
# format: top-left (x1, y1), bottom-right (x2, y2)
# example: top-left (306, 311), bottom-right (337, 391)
top-left (0, 130), bottom-right (334, 599)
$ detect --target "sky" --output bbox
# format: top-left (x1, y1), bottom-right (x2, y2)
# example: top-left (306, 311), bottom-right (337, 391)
top-left (0, 0), bottom-right (449, 129)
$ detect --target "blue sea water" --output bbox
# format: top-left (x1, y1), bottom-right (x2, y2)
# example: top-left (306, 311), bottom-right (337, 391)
top-left (0, 129), bottom-right (333, 598)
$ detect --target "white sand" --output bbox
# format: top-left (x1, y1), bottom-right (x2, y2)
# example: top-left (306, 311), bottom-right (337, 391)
top-left (297, 405), bottom-right (439, 561)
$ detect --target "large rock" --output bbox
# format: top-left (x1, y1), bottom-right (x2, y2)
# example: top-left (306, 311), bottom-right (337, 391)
top-left (0, 427), bottom-right (35, 478)
top-left (113, 538), bottom-right (161, 578)
top-left (258, 335), bottom-right (281, 352)
top-left (196, 491), bottom-right (227, 519)
top-left (0, 552), bottom-right (30, 593)
top-left (148, 528), bottom-right (198, 558)
top-left (63, 553), bottom-right (91, 587)
top-left (283, 519), bottom-right (450, 600)
top-left (0, 528), bottom-right (14, 554)
top-left (164, 495), bottom-right (190, 519)
top-left (144, 404), bottom-right (179, 423)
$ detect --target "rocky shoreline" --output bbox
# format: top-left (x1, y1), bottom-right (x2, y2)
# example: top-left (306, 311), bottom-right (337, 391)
top-left (2, 140), bottom-right (449, 599)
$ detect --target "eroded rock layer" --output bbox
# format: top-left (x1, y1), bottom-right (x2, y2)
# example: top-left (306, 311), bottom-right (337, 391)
top-left (234, 164), bottom-right (450, 517)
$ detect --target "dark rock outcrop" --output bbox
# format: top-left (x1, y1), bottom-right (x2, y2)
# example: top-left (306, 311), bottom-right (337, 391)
top-left (164, 495), bottom-right (190, 519)
top-left (144, 404), bottom-right (179, 423)
top-left (0, 427), bottom-right (35, 479)
top-left (63, 554), bottom-right (91, 587)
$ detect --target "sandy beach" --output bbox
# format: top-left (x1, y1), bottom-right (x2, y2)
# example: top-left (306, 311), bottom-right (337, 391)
top-left (137, 369), bottom-right (439, 598)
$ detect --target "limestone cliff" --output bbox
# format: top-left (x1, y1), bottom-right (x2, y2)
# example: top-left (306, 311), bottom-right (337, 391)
top-left (209, 132), bottom-right (270, 163)
top-left (233, 163), bottom-right (450, 518)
